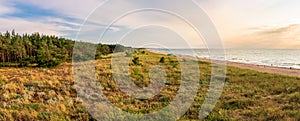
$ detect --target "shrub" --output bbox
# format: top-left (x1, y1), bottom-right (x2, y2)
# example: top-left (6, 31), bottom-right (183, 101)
top-left (159, 57), bottom-right (165, 63)
top-left (132, 57), bottom-right (140, 65)
top-left (289, 92), bottom-right (300, 103)
top-left (19, 59), bottom-right (30, 67)
top-left (125, 51), bottom-right (132, 57)
top-left (221, 99), bottom-right (255, 110)
top-left (37, 58), bottom-right (62, 68)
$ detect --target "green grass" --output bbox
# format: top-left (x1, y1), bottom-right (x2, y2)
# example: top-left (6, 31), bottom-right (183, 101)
top-left (0, 49), bottom-right (300, 120)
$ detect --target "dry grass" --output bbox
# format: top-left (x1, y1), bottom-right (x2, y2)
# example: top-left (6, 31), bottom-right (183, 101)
top-left (0, 50), bottom-right (299, 120)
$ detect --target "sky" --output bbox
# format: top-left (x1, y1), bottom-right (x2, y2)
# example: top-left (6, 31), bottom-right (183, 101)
top-left (0, 0), bottom-right (300, 49)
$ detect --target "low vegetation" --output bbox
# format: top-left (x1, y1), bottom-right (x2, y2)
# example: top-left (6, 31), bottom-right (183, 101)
top-left (0, 50), bottom-right (300, 120)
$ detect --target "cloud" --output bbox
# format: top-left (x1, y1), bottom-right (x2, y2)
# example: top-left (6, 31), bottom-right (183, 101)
top-left (0, 17), bottom-right (75, 36)
top-left (77, 7), bottom-right (209, 48)
top-left (0, 0), bottom-right (18, 15)
top-left (2, 0), bottom-right (299, 48)
top-left (75, 0), bottom-right (218, 47)
top-left (0, 0), bottom-right (123, 39)
top-left (256, 24), bottom-right (299, 35)
top-left (0, 0), bottom-right (85, 38)
top-left (227, 24), bottom-right (300, 49)
top-left (16, 0), bottom-right (105, 19)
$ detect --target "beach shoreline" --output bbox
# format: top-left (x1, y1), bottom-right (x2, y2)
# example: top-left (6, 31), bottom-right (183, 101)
top-left (148, 50), bottom-right (300, 77)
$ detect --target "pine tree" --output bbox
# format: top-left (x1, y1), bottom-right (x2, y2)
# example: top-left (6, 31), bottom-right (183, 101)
top-left (0, 30), bottom-right (129, 67)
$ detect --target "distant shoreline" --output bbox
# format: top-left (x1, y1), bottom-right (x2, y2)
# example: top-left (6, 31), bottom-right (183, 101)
top-left (148, 50), bottom-right (300, 77)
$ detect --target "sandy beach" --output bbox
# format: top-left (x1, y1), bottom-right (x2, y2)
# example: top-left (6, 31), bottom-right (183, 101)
top-left (197, 57), bottom-right (300, 77)
top-left (149, 50), bottom-right (300, 77)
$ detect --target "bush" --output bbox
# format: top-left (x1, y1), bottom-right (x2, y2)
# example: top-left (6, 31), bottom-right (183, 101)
top-left (46, 58), bottom-right (62, 67)
top-left (159, 57), bottom-right (165, 63)
top-left (221, 99), bottom-right (255, 110)
top-left (289, 92), bottom-right (300, 103)
top-left (19, 59), bottom-right (30, 67)
top-left (125, 51), bottom-right (132, 57)
top-left (37, 58), bottom-right (62, 68)
top-left (132, 57), bottom-right (140, 65)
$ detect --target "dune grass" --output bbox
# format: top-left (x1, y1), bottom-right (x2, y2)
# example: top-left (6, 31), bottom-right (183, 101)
top-left (0, 50), bottom-right (299, 120)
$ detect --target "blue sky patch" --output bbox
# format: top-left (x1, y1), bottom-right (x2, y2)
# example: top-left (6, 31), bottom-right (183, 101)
top-left (7, 3), bottom-right (60, 19)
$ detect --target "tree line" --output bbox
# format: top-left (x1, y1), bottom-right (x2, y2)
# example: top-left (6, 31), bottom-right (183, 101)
top-left (0, 30), bottom-right (128, 67)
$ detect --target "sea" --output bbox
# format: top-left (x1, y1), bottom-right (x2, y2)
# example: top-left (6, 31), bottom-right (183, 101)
top-left (148, 49), bottom-right (300, 69)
